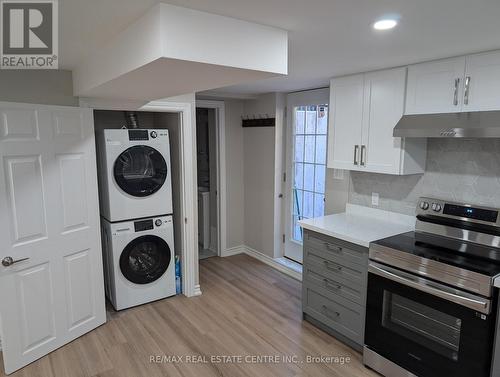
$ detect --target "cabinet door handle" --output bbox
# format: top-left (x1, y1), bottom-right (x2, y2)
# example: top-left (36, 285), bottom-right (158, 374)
top-left (323, 260), bottom-right (343, 272)
top-left (323, 278), bottom-right (342, 291)
top-left (453, 78), bottom-right (460, 106)
top-left (360, 145), bottom-right (366, 166)
top-left (322, 305), bottom-right (341, 319)
top-left (324, 243), bottom-right (342, 254)
top-left (464, 76), bottom-right (471, 105)
top-left (353, 145), bottom-right (359, 165)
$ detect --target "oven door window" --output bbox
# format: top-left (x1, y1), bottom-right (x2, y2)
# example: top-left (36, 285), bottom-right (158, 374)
top-left (382, 291), bottom-right (461, 361)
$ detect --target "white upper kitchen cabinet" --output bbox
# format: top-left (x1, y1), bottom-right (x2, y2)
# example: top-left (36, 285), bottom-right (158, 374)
top-left (405, 50), bottom-right (500, 114)
top-left (327, 74), bottom-right (364, 170)
top-left (405, 57), bottom-right (466, 115)
top-left (363, 68), bottom-right (424, 174)
top-left (328, 67), bottom-right (426, 175)
top-left (463, 50), bottom-right (500, 112)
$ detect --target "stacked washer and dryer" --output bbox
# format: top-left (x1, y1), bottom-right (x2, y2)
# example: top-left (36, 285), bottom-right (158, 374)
top-left (97, 128), bottom-right (177, 310)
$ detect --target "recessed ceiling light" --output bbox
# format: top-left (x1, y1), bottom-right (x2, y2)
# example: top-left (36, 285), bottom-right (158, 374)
top-left (373, 19), bottom-right (398, 30)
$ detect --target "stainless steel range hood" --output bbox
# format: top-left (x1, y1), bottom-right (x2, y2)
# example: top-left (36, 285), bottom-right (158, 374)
top-left (393, 111), bottom-right (500, 138)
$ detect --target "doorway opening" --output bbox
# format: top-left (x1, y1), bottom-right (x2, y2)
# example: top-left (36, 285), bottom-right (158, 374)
top-left (196, 107), bottom-right (218, 259)
top-left (195, 100), bottom-right (226, 261)
top-left (82, 98), bottom-right (200, 298)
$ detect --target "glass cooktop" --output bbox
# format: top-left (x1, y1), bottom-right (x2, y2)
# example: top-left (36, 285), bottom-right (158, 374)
top-left (372, 231), bottom-right (500, 277)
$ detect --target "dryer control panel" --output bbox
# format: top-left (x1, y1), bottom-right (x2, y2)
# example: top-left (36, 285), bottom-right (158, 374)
top-left (134, 219), bottom-right (154, 232)
top-left (128, 129), bottom-right (149, 141)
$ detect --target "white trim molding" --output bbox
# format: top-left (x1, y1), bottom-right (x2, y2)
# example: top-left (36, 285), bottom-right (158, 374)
top-left (222, 245), bottom-right (246, 257)
top-left (142, 100), bottom-right (199, 298)
top-left (193, 285), bottom-right (203, 296)
top-left (222, 245), bottom-right (302, 281)
top-left (243, 246), bottom-right (302, 281)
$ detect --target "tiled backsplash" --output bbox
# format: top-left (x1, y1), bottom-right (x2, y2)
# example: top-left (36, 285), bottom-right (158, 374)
top-left (348, 139), bottom-right (500, 215)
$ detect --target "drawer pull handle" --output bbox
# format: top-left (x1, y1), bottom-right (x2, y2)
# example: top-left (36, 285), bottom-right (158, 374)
top-left (324, 243), bottom-right (342, 253)
top-left (322, 305), bottom-right (340, 319)
top-left (323, 260), bottom-right (342, 272)
top-left (323, 278), bottom-right (341, 290)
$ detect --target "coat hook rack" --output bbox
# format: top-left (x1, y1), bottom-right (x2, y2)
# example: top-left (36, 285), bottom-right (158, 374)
top-left (242, 114), bottom-right (275, 128)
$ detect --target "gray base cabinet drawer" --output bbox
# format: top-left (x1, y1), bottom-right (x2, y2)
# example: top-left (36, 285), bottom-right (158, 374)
top-left (304, 231), bottom-right (368, 267)
top-left (305, 247), bottom-right (365, 286)
top-left (303, 265), bottom-right (366, 306)
top-left (303, 284), bottom-right (364, 345)
top-left (302, 229), bottom-right (368, 349)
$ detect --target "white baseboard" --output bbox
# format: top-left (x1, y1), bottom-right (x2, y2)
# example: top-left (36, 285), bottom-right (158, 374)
top-left (221, 245), bottom-right (245, 257)
top-left (193, 284), bottom-right (202, 296)
top-left (243, 246), bottom-right (302, 281)
top-left (221, 245), bottom-right (302, 281)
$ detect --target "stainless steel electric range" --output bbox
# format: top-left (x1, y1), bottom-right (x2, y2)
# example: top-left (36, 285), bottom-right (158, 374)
top-left (364, 197), bottom-right (500, 377)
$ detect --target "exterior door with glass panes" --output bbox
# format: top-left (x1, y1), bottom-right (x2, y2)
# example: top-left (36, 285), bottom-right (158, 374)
top-left (284, 89), bottom-right (329, 263)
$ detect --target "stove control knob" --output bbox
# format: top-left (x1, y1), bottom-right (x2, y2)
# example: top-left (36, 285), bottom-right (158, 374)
top-left (150, 131), bottom-right (157, 139)
top-left (419, 201), bottom-right (429, 210)
top-left (431, 203), bottom-right (442, 212)
top-left (155, 219), bottom-right (163, 227)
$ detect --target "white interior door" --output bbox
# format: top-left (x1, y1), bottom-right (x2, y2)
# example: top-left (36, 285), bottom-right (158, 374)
top-left (284, 89), bottom-right (329, 264)
top-left (0, 102), bottom-right (106, 374)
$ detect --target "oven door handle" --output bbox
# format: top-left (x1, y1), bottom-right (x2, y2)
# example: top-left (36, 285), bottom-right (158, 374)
top-left (368, 262), bottom-right (491, 314)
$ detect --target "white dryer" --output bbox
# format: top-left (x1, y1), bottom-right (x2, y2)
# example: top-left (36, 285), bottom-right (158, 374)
top-left (97, 129), bottom-right (173, 222)
top-left (101, 215), bottom-right (176, 310)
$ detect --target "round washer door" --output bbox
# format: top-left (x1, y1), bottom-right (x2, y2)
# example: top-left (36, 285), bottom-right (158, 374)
top-left (114, 145), bottom-right (167, 197)
top-left (119, 235), bottom-right (171, 284)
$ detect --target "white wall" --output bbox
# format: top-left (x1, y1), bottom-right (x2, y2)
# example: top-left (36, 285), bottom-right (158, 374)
top-left (224, 99), bottom-right (245, 249)
top-left (0, 70), bottom-right (78, 106)
top-left (242, 94), bottom-right (277, 258)
top-left (243, 127), bottom-right (276, 257)
top-left (325, 169), bottom-right (350, 215)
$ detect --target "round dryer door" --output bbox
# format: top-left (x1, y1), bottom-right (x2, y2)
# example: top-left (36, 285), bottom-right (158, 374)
top-left (119, 235), bottom-right (171, 284)
top-left (114, 145), bottom-right (167, 197)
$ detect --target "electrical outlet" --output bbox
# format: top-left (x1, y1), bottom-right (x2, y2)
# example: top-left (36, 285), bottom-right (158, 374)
top-left (372, 192), bottom-right (379, 206)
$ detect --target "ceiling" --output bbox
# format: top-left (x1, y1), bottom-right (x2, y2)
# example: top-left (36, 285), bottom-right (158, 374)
top-left (61, 0), bottom-right (500, 96)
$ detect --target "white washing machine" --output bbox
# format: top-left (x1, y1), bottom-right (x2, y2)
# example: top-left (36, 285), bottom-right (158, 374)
top-left (101, 215), bottom-right (176, 310)
top-left (97, 128), bottom-right (173, 222)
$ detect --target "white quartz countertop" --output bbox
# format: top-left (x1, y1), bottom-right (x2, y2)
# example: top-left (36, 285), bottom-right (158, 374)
top-left (298, 204), bottom-right (415, 248)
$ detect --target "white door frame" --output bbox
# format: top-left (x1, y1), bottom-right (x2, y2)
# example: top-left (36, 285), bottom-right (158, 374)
top-left (195, 100), bottom-right (226, 258)
top-left (79, 97), bottom-right (200, 297)
top-left (283, 88), bottom-right (330, 263)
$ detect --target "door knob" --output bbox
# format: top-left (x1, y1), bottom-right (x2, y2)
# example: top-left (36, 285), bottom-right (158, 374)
top-left (2, 256), bottom-right (29, 267)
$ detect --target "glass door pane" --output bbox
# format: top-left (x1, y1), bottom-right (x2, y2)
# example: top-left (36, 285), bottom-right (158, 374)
top-left (291, 104), bottom-right (328, 243)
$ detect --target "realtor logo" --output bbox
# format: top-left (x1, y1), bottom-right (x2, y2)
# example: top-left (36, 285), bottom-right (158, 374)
top-left (1, 0), bottom-right (58, 69)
